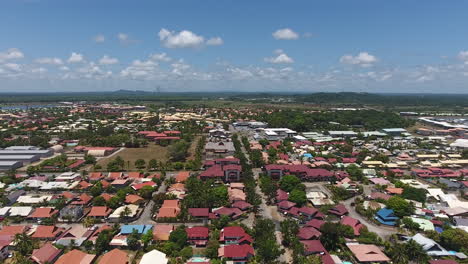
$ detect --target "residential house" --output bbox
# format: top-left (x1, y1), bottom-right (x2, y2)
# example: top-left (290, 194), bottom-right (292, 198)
top-left (31, 243), bottom-right (62, 264)
top-left (375, 208), bottom-right (399, 226)
top-left (31, 225), bottom-right (64, 240)
top-left (218, 244), bottom-right (254, 263)
top-left (55, 249), bottom-right (96, 264)
top-left (347, 243), bottom-right (390, 263)
top-left (186, 226), bottom-right (209, 247)
top-left (98, 248), bottom-right (129, 264)
top-left (328, 204), bottom-right (348, 217)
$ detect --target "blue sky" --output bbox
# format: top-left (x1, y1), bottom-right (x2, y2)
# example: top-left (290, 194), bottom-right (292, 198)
top-left (1, 0), bottom-right (468, 93)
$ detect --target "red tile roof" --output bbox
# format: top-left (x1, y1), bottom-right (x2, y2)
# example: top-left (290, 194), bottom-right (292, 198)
top-left (188, 208), bottom-right (210, 217)
top-left (32, 225), bottom-right (64, 239)
top-left (98, 248), bottom-right (128, 264)
top-left (87, 206), bottom-right (112, 217)
top-left (186, 226), bottom-right (209, 239)
top-left (31, 243), bottom-right (62, 264)
top-left (29, 207), bottom-right (58, 218)
top-left (55, 249), bottom-right (96, 264)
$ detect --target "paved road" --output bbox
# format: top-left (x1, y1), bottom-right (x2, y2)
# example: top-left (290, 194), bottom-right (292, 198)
top-left (342, 195), bottom-right (397, 239)
top-left (131, 172), bottom-right (175, 225)
top-left (252, 168), bottom-right (292, 264)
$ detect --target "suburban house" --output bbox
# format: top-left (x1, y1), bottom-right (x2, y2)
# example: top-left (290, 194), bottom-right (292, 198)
top-left (375, 208), bottom-right (399, 226)
top-left (186, 226), bottom-right (209, 247)
top-left (218, 244), bottom-right (255, 263)
top-left (347, 243), bottom-right (390, 263)
top-left (31, 243), bottom-right (63, 264)
top-left (55, 249), bottom-right (96, 264)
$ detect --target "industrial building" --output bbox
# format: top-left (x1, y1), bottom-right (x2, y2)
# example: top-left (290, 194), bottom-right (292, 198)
top-left (0, 161), bottom-right (23, 171)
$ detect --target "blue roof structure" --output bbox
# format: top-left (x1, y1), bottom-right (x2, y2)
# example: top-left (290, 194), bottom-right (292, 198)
top-left (303, 153), bottom-right (313, 158)
top-left (120, 224), bottom-right (153, 235)
top-left (375, 208), bottom-right (399, 226)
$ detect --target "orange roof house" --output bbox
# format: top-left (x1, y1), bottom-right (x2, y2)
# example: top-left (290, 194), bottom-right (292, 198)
top-left (87, 206), bottom-right (112, 218)
top-left (71, 193), bottom-right (92, 205)
top-left (89, 172), bottom-right (103, 181)
top-left (32, 225), bottom-right (64, 240)
top-left (100, 193), bottom-right (114, 202)
top-left (29, 207), bottom-right (58, 219)
top-left (0, 225), bottom-right (29, 238)
top-left (386, 187), bottom-right (403, 195)
top-left (127, 172), bottom-right (143, 179)
top-left (156, 200), bottom-right (181, 219)
top-left (98, 248), bottom-right (128, 264)
top-left (175, 171), bottom-right (190, 183)
top-left (347, 244), bottom-right (390, 263)
top-left (153, 224), bottom-right (174, 241)
top-left (55, 249), bottom-right (96, 264)
top-left (125, 194), bottom-right (144, 204)
top-left (108, 172), bottom-right (123, 180)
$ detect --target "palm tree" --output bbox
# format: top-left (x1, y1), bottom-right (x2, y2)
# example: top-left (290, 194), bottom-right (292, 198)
top-left (13, 232), bottom-right (34, 256)
top-left (405, 239), bottom-right (429, 263)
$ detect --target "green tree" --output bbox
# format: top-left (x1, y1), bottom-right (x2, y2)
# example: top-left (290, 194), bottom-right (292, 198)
top-left (386, 196), bottom-right (414, 217)
top-left (135, 159), bottom-right (146, 169)
top-left (279, 175), bottom-right (301, 192)
top-left (13, 233), bottom-right (34, 256)
top-left (148, 159), bottom-right (158, 170)
top-left (288, 189), bottom-right (307, 206)
top-left (138, 185), bottom-right (155, 199)
top-left (169, 225), bottom-right (188, 251)
top-left (126, 229), bottom-right (140, 250)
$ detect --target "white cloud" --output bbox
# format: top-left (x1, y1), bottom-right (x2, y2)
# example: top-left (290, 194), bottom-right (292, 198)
top-left (150, 53), bottom-right (171, 62)
top-left (158, 28), bottom-right (205, 48)
top-left (206, 37), bottom-right (224, 46)
top-left (118, 33), bottom-right (128, 42)
top-left (99, 55), bottom-right (119, 65)
top-left (340, 52), bottom-right (378, 67)
top-left (59, 66), bottom-right (70, 71)
top-left (272, 28), bottom-right (299, 40)
top-left (35, 57), bottom-right (63, 65)
top-left (4, 63), bottom-right (21, 72)
top-left (31, 67), bottom-right (47, 74)
top-left (68, 52), bottom-right (84, 63)
top-left (264, 51), bottom-right (294, 64)
top-left (458, 51), bottom-right (468, 64)
top-left (94, 34), bottom-right (105, 43)
top-left (0, 48), bottom-right (24, 62)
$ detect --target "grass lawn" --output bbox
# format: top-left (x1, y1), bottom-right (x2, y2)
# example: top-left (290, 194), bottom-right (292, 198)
top-left (96, 138), bottom-right (200, 171)
top-left (97, 142), bottom-right (169, 171)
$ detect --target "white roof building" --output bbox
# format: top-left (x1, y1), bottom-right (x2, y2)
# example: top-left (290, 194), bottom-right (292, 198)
top-left (109, 204), bottom-right (139, 219)
top-left (17, 195), bottom-right (53, 204)
top-left (140, 249), bottom-right (168, 264)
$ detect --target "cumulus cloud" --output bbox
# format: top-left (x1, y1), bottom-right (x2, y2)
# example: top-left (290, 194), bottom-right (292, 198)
top-left (206, 37), bottom-right (224, 46)
top-left (159, 28), bottom-right (205, 48)
top-left (4, 63), bottom-right (21, 72)
top-left (264, 50), bottom-right (294, 64)
top-left (94, 34), bottom-right (105, 43)
top-left (340, 52), bottom-right (378, 67)
top-left (150, 53), bottom-right (171, 62)
top-left (35, 57), bottom-right (63, 65)
top-left (158, 28), bottom-right (222, 48)
top-left (99, 55), bottom-right (119, 65)
top-left (67, 52), bottom-right (84, 63)
top-left (0, 48), bottom-right (24, 62)
top-left (272, 28), bottom-right (299, 40)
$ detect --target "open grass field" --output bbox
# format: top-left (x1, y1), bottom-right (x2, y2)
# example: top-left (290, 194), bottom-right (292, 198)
top-left (97, 142), bottom-right (169, 171)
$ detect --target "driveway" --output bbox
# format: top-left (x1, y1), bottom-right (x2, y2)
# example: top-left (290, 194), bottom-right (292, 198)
top-left (131, 172), bottom-right (175, 225)
top-left (342, 196), bottom-right (397, 239)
